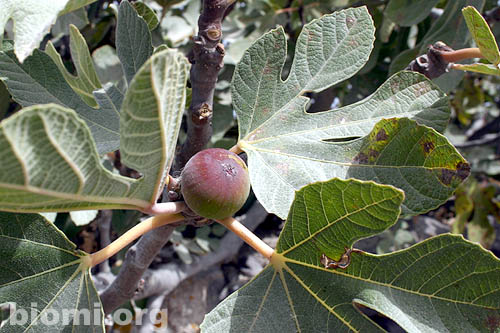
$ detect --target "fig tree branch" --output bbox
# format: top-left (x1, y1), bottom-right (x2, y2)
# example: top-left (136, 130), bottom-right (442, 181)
top-left (175, 0), bottom-right (234, 170)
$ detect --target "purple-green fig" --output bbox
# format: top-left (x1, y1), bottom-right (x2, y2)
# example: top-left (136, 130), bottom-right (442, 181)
top-left (180, 148), bottom-right (250, 220)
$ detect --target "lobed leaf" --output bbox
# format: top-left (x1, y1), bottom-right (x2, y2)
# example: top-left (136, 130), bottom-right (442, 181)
top-left (0, 104), bottom-right (143, 212)
top-left (0, 212), bottom-right (103, 331)
top-left (0, 49), bottom-right (189, 212)
top-left (45, 24), bottom-right (103, 108)
top-left (202, 178), bottom-right (500, 333)
top-left (0, 41), bottom-right (120, 154)
top-left (462, 6), bottom-right (500, 65)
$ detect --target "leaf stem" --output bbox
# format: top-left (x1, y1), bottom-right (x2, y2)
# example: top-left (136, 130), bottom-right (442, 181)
top-left (229, 144), bottom-right (243, 154)
top-left (216, 217), bottom-right (274, 259)
top-left (140, 201), bottom-right (186, 215)
top-left (90, 213), bottom-right (184, 267)
top-left (441, 47), bottom-right (484, 63)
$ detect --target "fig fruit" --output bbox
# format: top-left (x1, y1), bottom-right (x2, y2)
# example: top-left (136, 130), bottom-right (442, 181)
top-left (180, 148), bottom-right (250, 220)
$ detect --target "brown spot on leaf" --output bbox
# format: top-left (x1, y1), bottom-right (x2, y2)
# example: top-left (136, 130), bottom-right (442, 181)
top-left (485, 313), bottom-right (500, 332)
top-left (439, 169), bottom-right (455, 185)
top-left (422, 141), bottom-right (435, 154)
top-left (368, 149), bottom-right (379, 159)
top-left (456, 161), bottom-right (470, 181)
top-left (376, 129), bottom-right (388, 141)
top-left (354, 152), bottom-right (369, 164)
top-left (438, 162), bottom-right (470, 186)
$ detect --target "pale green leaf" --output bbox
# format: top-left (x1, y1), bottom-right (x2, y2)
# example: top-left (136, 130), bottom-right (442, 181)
top-left (453, 62), bottom-right (500, 75)
top-left (45, 25), bottom-right (102, 108)
top-left (116, 0), bottom-right (153, 84)
top-left (236, 67), bottom-right (451, 218)
top-left (120, 49), bottom-right (190, 201)
top-left (70, 210), bottom-right (98, 226)
top-left (0, 0), bottom-right (97, 63)
top-left (132, 2), bottom-right (159, 31)
top-left (0, 49), bottom-right (189, 212)
top-left (385, 0), bottom-right (440, 27)
top-left (0, 41), bottom-right (120, 154)
top-left (463, 6), bottom-right (500, 65)
top-left (233, 7), bottom-right (457, 218)
top-left (0, 212), bottom-right (104, 331)
top-left (202, 179), bottom-right (500, 333)
top-left (0, 104), bottom-right (145, 212)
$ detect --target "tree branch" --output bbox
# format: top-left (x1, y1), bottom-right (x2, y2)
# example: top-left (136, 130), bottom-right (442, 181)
top-left (175, 0), bottom-right (233, 170)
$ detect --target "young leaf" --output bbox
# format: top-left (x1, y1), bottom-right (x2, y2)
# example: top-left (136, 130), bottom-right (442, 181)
top-left (120, 49), bottom-right (189, 201)
top-left (0, 41), bottom-right (120, 154)
top-left (45, 24), bottom-right (103, 108)
top-left (0, 0), bottom-right (98, 63)
top-left (462, 6), bottom-right (500, 66)
top-left (201, 179), bottom-right (500, 333)
top-left (0, 212), bottom-right (103, 331)
top-left (116, 0), bottom-right (154, 84)
top-left (235, 12), bottom-right (456, 218)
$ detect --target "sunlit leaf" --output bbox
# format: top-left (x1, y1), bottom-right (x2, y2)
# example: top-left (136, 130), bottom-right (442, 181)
top-left (0, 49), bottom-right (189, 212)
top-left (202, 179), bottom-right (500, 333)
top-left (232, 7), bottom-right (458, 218)
top-left (132, 2), bottom-right (159, 31)
top-left (453, 62), bottom-right (500, 76)
top-left (0, 0), bottom-right (98, 63)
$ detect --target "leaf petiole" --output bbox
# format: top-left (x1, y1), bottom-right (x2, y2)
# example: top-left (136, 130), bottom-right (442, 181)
top-left (441, 47), bottom-right (484, 63)
top-left (216, 217), bottom-right (274, 259)
top-left (89, 213), bottom-right (185, 267)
